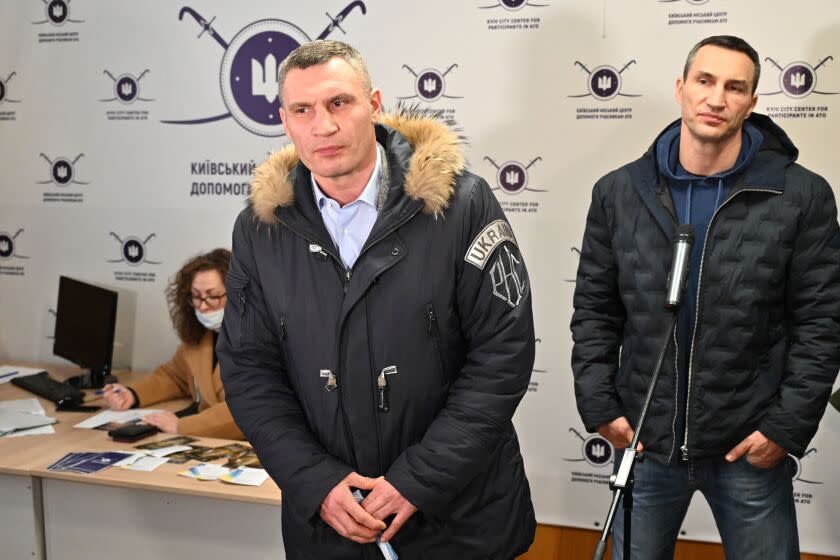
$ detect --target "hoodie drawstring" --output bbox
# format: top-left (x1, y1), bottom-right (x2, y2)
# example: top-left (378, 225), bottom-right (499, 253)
top-left (684, 179), bottom-right (725, 224)
top-left (685, 182), bottom-right (693, 223)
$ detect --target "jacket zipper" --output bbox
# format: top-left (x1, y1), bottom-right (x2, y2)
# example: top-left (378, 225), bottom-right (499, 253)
top-left (681, 187), bottom-right (782, 461)
top-left (273, 218), bottom-right (360, 466)
top-left (276, 218), bottom-right (346, 277)
top-left (426, 303), bottom-right (447, 385)
top-left (364, 301), bottom-right (386, 475)
top-left (667, 328), bottom-right (679, 463)
top-left (376, 366), bottom-right (398, 413)
top-left (278, 316), bottom-right (286, 341)
top-left (277, 204), bottom-right (422, 471)
top-left (236, 290), bottom-right (247, 347)
top-left (658, 186), bottom-right (681, 463)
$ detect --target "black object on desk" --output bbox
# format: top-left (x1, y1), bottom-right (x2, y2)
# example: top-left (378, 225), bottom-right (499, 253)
top-left (108, 423), bottom-right (159, 443)
top-left (12, 372), bottom-right (85, 405)
top-left (55, 400), bottom-right (100, 412)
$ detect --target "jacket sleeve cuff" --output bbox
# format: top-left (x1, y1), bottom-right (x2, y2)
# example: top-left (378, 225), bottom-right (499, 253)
top-left (581, 404), bottom-right (624, 434)
top-left (385, 456), bottom-right (448, 515)
top-left (756, 419), bottom-right (803, 458)
top-left (297, 462), bottom-right (355, 525)
top-left (127, 387), bottom-right (140, 408)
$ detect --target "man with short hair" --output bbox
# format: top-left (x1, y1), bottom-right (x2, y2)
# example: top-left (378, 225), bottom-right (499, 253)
top-left (571, 35), bottom-right (840, 559)
top-left (219, 40), bottom-right (536, 559)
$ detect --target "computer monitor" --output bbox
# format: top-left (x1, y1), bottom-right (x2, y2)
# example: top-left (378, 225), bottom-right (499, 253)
top-left (53, 276), bottom-right (119, 389)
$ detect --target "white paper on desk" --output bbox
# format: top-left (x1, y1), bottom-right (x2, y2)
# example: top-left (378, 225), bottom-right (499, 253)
top-left (112, 452), bottom-right (146, 467)
top-left (179, 462), bottom-right (229, 481)
top-left (121, 455), bottom-right (169, 471)
top-left (0, 410), bottom-right (56, 433)
top-left (4, 425), bottom-right (56, 438)
top-left (73, 409), bottom-right (161, 429)
top-left (0, 398), bottom-right (47, 415)
top-left (219, 467), bottom-right (270, 486)
top-left (0, 398), bottom-right (56, 438)
top-left (0, 366), bottom-right (46, 384)
top-left (144, 445), bottom-right (192, 458)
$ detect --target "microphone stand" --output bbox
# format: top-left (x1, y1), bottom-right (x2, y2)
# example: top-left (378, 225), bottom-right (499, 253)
top-left (592, 311), bottom-right (679, 560)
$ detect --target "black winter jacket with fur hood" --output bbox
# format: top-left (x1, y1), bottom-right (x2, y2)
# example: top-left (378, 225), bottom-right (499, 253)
top-left (218, 111), bottom-right (536, 560)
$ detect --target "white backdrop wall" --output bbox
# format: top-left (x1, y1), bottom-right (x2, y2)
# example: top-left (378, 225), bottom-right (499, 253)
top-left (1, 0), bottom-right (839, 554)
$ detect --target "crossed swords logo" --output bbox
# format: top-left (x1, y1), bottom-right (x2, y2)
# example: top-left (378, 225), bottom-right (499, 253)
top-left (0, 72), bottom-right (21, 104)
top-left (762, 56), bottom-right (838, 99)
top-left (0, 229), bottom-right (29, 261)
top-left (398, 64), bottom-right (463, 103)
top-left (32, 0), bottom-right (84, 26)
top-left (108, 232), bottom-right (160, 266)
top-left (161, 2), bottom-right (366, 137)
top-left (565, 427), bottom-right (615, 467)
top-left (570, 60), bottom-right (640, 101)
top-left (100, 70), bottom-right (154, 104)
top-left (484, 156), bottom-right (546, 195)
top-left (38, 153), bottom-right (88, 187)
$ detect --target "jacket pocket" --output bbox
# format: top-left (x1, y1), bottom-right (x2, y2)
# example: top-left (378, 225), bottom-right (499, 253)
top-left (276, 313), bottom-right (294, 375)
top-left (426, 302), bottom-right (448, 386)
top-left (225, 269), bottom-right (251, 350)
top-left (616, 339), bottom-right (631, 388)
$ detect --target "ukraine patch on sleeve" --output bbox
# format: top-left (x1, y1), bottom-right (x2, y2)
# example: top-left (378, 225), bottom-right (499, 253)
top-left (464, 219), bottom-right (517, 270)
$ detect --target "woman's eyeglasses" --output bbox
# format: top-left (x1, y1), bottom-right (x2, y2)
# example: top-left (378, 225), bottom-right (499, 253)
top-left (189, 293), bottom-right (226, 308)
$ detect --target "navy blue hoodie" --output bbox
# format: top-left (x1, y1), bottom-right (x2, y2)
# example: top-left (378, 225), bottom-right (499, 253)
top-left (655, 121), bottom-right (764, 459)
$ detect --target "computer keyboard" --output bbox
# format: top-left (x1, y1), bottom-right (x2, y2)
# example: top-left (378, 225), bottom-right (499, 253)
top-left (12, 372), bottom-right (84, 405)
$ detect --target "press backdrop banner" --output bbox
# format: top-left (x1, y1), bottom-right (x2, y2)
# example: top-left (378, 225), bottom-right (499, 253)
top-left (1, 1), bottom-right (838, 554)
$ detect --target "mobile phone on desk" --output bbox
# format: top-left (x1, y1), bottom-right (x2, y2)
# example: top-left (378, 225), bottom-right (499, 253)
top-left (56, 398), bottom-right (100, 413)
top-left (108, 423), bottom-right (159, 443)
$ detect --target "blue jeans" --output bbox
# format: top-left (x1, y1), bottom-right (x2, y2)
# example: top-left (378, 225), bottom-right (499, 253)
top-left (610, 454), bottom-right (798, 560)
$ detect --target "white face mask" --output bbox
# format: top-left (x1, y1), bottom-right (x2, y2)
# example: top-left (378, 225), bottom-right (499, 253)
top-left (195, 307), bottom-right (224, 332)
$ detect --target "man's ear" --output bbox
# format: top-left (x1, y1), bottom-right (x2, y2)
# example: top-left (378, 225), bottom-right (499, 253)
top-left (746, 94), bottom-right (758, 119)
top-left (369, 88), bottom-right (383, 122)
top-left (674, 76), bottom-right (684, 105)
top-left (279, 107), bottom-right (293, 141)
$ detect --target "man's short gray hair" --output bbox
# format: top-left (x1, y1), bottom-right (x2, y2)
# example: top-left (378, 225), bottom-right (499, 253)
top-left (277, 40), bottom-right (372, 105)
top-left (683, 35), bottom-right (761, 94)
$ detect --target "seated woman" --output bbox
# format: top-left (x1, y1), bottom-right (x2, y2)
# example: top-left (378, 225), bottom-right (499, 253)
top-left (103, 248), bottom-right (243, 440)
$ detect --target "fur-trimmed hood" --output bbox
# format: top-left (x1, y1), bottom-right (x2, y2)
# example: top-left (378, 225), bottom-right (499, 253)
top-left (249, 109), bottom-right (465, 224)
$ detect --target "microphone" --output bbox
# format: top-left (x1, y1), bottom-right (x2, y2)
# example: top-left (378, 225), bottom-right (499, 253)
top-left (665, 225), bottom-right (696, 311)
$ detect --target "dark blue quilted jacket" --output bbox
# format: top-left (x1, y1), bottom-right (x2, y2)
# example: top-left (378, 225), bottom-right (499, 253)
top-left (571, 113), bottom-right (840, 463)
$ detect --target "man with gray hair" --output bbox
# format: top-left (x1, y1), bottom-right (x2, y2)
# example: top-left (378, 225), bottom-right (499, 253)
top-left (572, 35), bottom-right (840, 558)
top-left (219, 40), bottom-right (537, 559)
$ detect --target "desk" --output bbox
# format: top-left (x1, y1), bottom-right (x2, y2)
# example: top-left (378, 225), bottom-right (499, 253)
top-left (0, 365), bottom-right (285, 560)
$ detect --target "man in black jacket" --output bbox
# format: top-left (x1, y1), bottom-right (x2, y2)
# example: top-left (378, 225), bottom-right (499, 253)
top-left (218, 40), bottom-right (536, 559)
top-left (571, 35), bottom-right (840, 559)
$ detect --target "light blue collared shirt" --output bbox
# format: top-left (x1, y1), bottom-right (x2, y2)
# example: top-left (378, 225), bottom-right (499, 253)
top-left (311, 147), bottom-right (381, 269)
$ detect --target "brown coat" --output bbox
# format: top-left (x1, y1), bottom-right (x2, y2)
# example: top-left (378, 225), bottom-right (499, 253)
top-left (130, 331), bottom-right (244, 440)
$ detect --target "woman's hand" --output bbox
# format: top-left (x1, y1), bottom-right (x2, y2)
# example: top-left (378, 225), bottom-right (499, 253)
top-left (102, 383), bottom-right (136, 410)
top-left (142, 411), bottom-right (180, 434)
